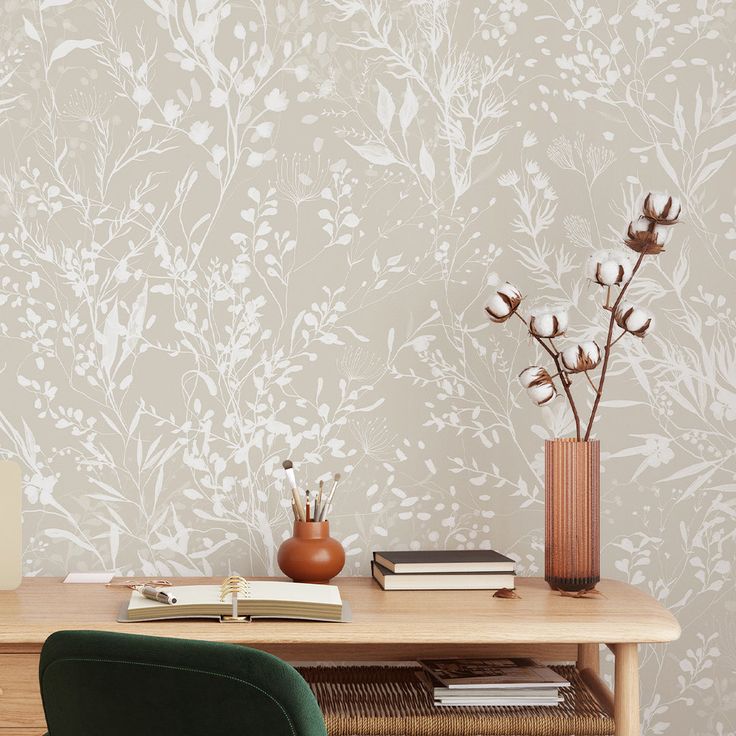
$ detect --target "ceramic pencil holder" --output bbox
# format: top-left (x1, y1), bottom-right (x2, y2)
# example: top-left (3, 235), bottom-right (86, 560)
top-left (277, 520), bottom-right (345, 584)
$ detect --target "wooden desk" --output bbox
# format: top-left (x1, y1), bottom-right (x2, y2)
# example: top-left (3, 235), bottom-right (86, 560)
top-left (0, 577), bottom-right (679, 736)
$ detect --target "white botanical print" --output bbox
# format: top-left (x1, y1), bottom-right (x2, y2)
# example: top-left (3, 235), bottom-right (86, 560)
top-left (0, 1), bottom-right (734, 733)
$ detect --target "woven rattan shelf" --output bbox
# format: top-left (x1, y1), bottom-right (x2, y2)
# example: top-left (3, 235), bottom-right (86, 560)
top-left (298, 664), bottom-right (614, 736)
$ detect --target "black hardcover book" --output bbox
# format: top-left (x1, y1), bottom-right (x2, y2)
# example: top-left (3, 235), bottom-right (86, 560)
top-left (373, 549), bottom-right (515, 574)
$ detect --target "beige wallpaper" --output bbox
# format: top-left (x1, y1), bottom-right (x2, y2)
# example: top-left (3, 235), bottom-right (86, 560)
top-left (1, 0), bottom-right (735, 732)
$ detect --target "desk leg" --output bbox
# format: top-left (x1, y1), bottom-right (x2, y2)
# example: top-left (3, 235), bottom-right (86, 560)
top-left (613, 643), bottom-right (639, 736)
top-left (577, 643), bottom-right (600, 675)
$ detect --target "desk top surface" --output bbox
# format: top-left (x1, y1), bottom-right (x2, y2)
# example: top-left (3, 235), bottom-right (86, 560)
top-left (0, 577), bottom-right (680, 647)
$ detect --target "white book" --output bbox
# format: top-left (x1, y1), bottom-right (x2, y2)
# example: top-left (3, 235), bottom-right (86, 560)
top-left (435, 696), bottom-right (562, 707)
top-left (372, 562), bottom-right (514, 591)
top-left (436, 686), bottom-right (562, 698)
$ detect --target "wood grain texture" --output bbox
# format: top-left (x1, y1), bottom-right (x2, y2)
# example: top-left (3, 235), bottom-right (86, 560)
top-left (0, 579), bottom-right (674, 735)
top-left (0, 577), bottom-right (680, 650)
top-left (0, 656), bottom-right (45, 728)
top-left (613, 643), bottom-right (640, 736)
top-left (577, 643), bottom-right (600, 675)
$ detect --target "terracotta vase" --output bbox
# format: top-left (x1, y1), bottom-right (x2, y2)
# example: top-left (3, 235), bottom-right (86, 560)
top-left (277, 520), bottom-right (345, 584)
top-left (545, 438), bottom-right (600, 592)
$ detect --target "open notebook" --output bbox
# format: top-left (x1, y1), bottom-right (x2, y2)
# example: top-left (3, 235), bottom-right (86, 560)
top-left (118, 579), bottom-right (349, 623)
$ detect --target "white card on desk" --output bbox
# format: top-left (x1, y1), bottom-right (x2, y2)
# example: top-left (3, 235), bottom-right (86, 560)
top-left (64, 572), bottom-right (114, 584)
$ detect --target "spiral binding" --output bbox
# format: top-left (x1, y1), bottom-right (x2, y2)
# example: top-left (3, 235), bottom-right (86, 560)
top-left (219, 575), bottom-right (249, 622)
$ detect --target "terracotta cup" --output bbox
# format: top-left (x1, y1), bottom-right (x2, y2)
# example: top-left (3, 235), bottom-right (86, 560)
top-left (277, 520), bottom-right (345, 584)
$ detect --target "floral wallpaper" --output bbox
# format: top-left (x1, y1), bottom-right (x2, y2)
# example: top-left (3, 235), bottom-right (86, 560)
top-left (1, 0), bottom-right (735, 732)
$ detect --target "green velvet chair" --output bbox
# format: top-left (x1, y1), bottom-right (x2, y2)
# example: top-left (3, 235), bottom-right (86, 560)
top-left (39, 630), bottom-right (328, 736)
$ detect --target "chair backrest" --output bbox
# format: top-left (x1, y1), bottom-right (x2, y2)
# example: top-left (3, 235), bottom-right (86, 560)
top-left (40, 630), bottom-right (327, 736)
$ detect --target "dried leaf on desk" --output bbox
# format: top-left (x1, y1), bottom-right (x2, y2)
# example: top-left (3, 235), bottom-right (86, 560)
top-left (558, 588), bottom-right (604, 599)
top-left (493, 588), bottom-right (520, 599)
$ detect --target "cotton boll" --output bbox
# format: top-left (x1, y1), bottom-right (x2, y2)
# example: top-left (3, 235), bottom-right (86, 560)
top-left (587, 249), bottom-right (633, 286)
top-left (484, 282), bottom-right (522, 323)
top-left (518, 366), bottom-right (557, 405)
top-left (642, 192), bottom-right (681, 224)
top-left (626, 216), bottom-right (671, 254)
top-left (532, 313), bottom-right (552, 336)
top-left (519, 365), bottom-right (547, 388)
top-left (529, 307), bottom-right (568, 338)
top-left (528, 382), bottom-right (557, 406)
top-left (626, 310), bottom-right (653, 333)
top-left (561, 341), bottom-right (601, 372)
top-left (615, 302), bottom-right (654, 337)
top-left (485, 293), bottom-right (508, 319)
top-left (598, 261), bottom-right (620, 285)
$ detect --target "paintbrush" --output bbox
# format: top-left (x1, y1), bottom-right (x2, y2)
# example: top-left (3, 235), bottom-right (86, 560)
top-left (315, 479), bottom-right (324, 522)
top-left (282, 459), bottom-right (297, 489)
top-left (282, 459), bottom-right (305, 521)
top-left (319, 473), bottom-right (342, 521)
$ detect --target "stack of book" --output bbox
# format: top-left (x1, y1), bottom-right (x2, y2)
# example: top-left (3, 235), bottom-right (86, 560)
top-left (418, 658), bottom-right (570, 707)
top-left (371, 550), bottom-right (515, 590)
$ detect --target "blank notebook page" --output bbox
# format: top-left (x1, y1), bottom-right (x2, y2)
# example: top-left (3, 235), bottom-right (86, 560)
top-left (127, 581), bottom-right (341, 614)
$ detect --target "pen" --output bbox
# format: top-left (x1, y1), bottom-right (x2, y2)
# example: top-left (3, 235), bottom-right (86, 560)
top-left (305, 489), bottom-right (311, 522)
top-left (136, 585), bottom-right (177, 605)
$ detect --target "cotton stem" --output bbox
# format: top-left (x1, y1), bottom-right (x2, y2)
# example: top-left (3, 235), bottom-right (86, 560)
top-left (584, 251), bottom-right (647, 440)
top-left (514, 311), bottom-right (581, 440)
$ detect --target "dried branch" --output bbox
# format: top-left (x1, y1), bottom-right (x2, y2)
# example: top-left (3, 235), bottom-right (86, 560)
top-left (583, 371), bottom-right (597, 392)
top-left (583, 251), bottom-right (647, 440)
top-left (515, 311), bottom-right (581, 439)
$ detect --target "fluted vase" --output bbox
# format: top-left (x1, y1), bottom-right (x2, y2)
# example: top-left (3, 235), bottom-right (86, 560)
top-left (544, 438), bottom-right (600, 592)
